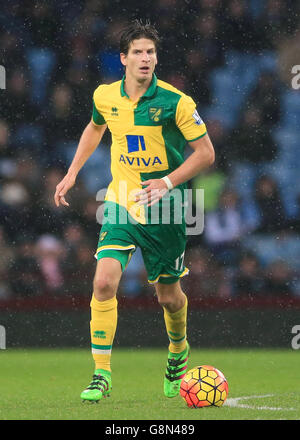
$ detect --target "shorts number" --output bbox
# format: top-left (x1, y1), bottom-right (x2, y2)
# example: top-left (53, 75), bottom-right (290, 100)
top-left (175, 252), bottom-right (185, 271)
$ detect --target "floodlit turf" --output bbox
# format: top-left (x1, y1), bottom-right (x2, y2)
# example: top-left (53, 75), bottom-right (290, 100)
top-left (0, 348), bottom-right (299, 420)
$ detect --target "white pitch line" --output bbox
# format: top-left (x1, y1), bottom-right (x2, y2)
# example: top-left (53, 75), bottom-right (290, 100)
top-left (225, 394), bottom-right (296, 411)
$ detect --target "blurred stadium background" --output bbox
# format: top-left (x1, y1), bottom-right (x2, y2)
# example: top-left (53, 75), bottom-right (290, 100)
top-left (0, 0), bottom-right (300, 348)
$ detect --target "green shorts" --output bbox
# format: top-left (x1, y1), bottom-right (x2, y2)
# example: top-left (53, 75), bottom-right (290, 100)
top-left (95, 202), bottom-right (188, 285)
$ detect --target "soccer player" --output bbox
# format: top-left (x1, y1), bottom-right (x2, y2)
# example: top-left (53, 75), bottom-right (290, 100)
top-left (54, 20), bottom-right (215, 402)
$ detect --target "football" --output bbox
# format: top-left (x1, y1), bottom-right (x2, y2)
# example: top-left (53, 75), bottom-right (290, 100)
top-left (180, 365), bottom-right (228, 408)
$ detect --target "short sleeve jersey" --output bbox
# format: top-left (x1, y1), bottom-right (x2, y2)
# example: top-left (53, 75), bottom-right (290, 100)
top-left (92, 74), bottom-right (207, 223)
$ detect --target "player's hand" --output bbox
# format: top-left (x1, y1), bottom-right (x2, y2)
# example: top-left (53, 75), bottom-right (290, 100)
top-left (54, 173), bottom-right (76, 207)
top-left (135, 178), bottom-right (169, 206)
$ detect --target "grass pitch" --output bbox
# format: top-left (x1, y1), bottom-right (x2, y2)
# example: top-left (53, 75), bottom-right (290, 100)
top-left (0, 348), bottom-right (299, 420)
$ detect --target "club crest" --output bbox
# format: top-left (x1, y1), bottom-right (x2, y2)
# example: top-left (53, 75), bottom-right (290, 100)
top-left (99, 231), bottom-right (108, 241)
top-left (149, 107), bottom-right (163, 123)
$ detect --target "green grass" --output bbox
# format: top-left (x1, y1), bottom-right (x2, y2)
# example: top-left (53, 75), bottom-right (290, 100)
top-left (0, 348), bottom-right (299, 420)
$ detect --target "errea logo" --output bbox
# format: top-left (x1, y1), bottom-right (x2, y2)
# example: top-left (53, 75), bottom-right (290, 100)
top-left (93, 330), bottom-right (106, 339)
top-left (111, 107), bottom-right (118, 116)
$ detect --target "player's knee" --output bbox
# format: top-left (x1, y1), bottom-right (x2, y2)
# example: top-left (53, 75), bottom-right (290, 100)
top-left (156, 289), bottom-right (186, 312)
top-left (157, 294), bottom-right (175, 310)
top-left (93, 275), bottom-right (118, 300)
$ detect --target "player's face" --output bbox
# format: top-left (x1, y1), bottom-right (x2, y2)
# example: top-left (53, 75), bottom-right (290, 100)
top-left (120, 38), bottom-right (157, 83)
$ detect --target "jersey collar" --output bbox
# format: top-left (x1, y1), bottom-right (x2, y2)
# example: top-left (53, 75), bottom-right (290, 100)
top-left (120, 73), bottom-right (157, 99)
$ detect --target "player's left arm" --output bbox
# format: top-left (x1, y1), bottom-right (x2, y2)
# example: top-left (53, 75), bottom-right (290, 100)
top-left (167, 134), bottom-right (215, 187)
top-left (136, 96), bottom-right (215, 206)
top-left (136, 134), bottom-right (215, 206)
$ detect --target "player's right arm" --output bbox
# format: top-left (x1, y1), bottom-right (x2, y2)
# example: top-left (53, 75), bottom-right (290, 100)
top-left (54, 121), bottom-right (107, 207)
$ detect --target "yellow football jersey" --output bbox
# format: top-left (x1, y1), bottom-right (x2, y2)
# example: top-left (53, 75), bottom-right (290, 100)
top-left (92, 74), bottom-right (207, 223)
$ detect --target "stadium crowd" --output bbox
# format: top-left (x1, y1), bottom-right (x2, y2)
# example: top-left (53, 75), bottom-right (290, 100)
top-left (0, 0), bottom-right (300, 300)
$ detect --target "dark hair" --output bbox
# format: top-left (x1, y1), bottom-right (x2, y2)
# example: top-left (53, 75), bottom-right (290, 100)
top-left (120, 19), bottom-right (160, 55)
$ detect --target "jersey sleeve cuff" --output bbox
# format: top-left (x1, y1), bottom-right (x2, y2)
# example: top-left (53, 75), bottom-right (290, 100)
top-left (186, 131), bottom-right (207, 142)
top-left (92, 100), bottom-right (106, 125)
